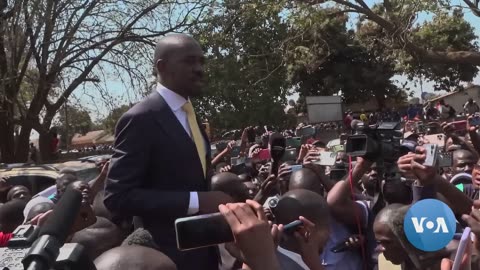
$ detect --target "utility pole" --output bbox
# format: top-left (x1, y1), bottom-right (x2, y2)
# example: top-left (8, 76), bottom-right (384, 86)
top-left (64, 99), bottom-right (69, 151)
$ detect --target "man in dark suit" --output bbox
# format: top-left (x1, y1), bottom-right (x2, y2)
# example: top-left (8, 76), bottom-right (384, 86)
top-left (104, 34), bottom-right (233, 270)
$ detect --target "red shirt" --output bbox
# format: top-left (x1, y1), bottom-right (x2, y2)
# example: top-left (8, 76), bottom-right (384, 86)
top-left (0, 232), bottom-right (13, 247)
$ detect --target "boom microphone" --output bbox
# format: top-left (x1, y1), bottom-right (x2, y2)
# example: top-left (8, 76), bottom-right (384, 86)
top-left (22, 188), bottom-right (83, 270)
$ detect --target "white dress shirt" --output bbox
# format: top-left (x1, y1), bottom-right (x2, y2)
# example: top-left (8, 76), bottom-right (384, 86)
top-left (156, 83), bottom-right (202, 215)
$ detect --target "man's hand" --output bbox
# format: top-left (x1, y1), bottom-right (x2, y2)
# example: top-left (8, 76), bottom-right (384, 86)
top-left (294, 216), bottom-right (329, 269)
top-left (440, 239), bottom-right (472, 270)
top-left (411, 146), bottom-right (437, 185)
top-left (219, 200), bottom-right (279, 270)
top-left (398, 152), bottom-right (417, 179)
top-left (462, 200), bottom-right (480, 251)
top-left (303, 150), bottom-right (321, 165)
top-left (0, 177), bottom-right (11, 192)
top-left (198, 191), bottom-right (234, 214)
top-left (297, 144), bottom-right (313, 163)
top-left (219, 165), bottom-right (232, 173)
top-left (277, 164), bottom-right (293, 179)
top-left (226, 141), bottom-right (236, 153)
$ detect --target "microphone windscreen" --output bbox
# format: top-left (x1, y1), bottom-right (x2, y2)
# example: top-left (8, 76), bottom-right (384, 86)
top-left (39, 188), bottom-right (83, 242)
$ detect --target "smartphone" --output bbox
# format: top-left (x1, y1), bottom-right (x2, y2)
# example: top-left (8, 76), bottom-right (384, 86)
top-left (423, 144), bottom-right (438, 167)
top-left (450, 120), bottom-right (467, 133)
top-left (451, 227), bottom-right (471, 270)
top-left (314, 152), bottom-right (337, 166)
top-left (231, 157), bottom-right (246, 166)
top-left (230, 163), bottom-right (248, 175)
top-left (282, 220), bottom-right (303, 235)
top-left (247, 128), bottom-right (256, 143)
top-left (469, 117), bottom-right (480, 126)
top-left (290, 165), bottom-right (303, 173)
top-left (175, 213), bottom-right (234, 251)
top-left (257, 149), bottom-right (271, 161)
top-left (437, 151), bottom-right (453, 168)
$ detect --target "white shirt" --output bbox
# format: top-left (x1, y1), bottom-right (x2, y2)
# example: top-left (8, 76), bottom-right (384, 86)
top-left (156, 83), bottom-right (200, 215)
top-left (277, 246), bottom-right (309, 270)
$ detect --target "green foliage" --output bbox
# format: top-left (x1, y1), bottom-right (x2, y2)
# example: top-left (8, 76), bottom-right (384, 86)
top-left (285, 5), bottom-right (406, 109)
top-left (192, 0), bottom-right (291, 130)
top-left (101, 104), bottom-right (131, 133)
top-left (55, 105), bottom-right (93, 147)
top-left (403, 9), bottom-right (479, 90)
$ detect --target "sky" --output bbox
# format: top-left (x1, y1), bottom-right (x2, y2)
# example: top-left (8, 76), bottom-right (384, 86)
top-left (69, 0), bottom-right (480, 122)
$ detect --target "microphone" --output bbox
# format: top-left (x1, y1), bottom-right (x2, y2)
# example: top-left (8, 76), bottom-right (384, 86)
top-left (22, 188), bottom-right (83, 270)
top-left (269, 133), bottom-right (286, 176)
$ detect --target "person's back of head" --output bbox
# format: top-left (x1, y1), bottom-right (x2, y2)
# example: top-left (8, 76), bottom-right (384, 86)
top-left (122, 228), bottom-right (159, 250)
top-left (94, 245), bottom-right (177, 270)
top-left (276, 189), bottom-right (329, 227)
top-left (211, 172), bottom-right (249, 202)
top-left (382, 179), bottom-right (412, 205)
top-left (275, 189), bottom-right (330, 255)
top-left (25, 201), bottom-right (54, 223)
top-left (288, 168), bottom-right (325, 195)
top-left (0, 199), bottom-right (27, 233)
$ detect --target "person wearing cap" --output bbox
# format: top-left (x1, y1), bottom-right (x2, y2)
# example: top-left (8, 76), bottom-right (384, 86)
top-left (464, 97), bottom-right (480, 116)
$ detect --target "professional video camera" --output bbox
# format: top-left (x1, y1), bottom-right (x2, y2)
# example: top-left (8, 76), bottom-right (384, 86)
top-left (345, 121), bottom-right (403, 164)
top-left (0, 189), bottom-right (95, 270)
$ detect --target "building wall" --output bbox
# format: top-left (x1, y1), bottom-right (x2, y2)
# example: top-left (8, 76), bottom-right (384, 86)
top-left (431, 86), bottom-right (480, 113)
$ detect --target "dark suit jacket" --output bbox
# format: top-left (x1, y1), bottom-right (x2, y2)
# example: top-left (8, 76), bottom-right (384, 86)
top-left (104, 91), bottom-right (217, 270)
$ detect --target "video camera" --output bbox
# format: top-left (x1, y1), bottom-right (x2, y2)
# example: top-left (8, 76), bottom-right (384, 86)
top-left (0, 225), bottom-right (94, 270)
top-left (345, 122), bottom-right (403, 164)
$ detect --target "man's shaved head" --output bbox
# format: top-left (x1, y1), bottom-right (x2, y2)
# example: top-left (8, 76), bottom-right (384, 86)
top-left (275, 189), bottom-right (329, 227)
top-left (95, 246), bottom-right (176, 270)
top-left (154, 33), bottom-right (205, 98)
top-left (211, 172), bottom-right (249, 202)
top-left (154, 34), bottom-right (200, 64)
top-left (289, 168), bottom-right (324, 195)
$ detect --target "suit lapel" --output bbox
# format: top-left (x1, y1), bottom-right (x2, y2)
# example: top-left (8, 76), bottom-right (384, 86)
top-left (148, 91), bottom-right (197, 154)
top-left (148, 91), bottom-right (210, 181)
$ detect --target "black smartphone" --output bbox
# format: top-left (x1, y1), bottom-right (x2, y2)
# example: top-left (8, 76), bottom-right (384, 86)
top-left (247, 128), bottom-right (256, 143)
top-left (230, 163), bottom-right (247, 175)
top-left (175, 213), bottom-right (234, 251)
top-left (282, 220), bottom-right (303, 235)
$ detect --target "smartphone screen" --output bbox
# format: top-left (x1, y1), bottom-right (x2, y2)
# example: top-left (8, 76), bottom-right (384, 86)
top-left (469, 117), bottom-right (480, 126)
top-left (282, 148), bottom-right (298, 162)
top-left (175, 213), bottom-right (234, 251)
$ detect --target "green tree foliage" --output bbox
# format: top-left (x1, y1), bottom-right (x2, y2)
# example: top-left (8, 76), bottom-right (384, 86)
top-left (102, 104), bottom-right (131, 133)
top-left (285, 5), bottom-right (406, 109)
top-left (55, 105), bottom-right (93, 148)
top-left (192, 0), bottom-right (291, 130)
top-left (404, 9), bottom-right (479, 90)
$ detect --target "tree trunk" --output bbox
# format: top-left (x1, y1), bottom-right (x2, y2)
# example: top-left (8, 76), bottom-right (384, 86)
top-left (14, 125), bottom-right (32, 163)
top-left (0, 112), bottom-right (15, 163)
top-left (39, 132), bottom-right (54, 163)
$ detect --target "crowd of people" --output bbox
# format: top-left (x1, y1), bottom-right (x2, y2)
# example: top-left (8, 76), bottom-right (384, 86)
top-left (3, 33), bottom-right (480, 270)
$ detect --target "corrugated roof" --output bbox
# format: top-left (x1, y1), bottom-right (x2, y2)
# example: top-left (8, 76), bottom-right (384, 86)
top-left (71, 130), bottom-right (106, 146)
top-left (429, 85), bottom-right (480, 102)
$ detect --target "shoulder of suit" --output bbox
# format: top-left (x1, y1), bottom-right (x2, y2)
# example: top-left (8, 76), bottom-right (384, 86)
top-left (124, 92), bottom-right (163, 117)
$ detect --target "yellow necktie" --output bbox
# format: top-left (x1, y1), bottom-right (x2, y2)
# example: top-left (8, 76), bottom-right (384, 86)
top-left (182, 101), bottom-right (206, 177)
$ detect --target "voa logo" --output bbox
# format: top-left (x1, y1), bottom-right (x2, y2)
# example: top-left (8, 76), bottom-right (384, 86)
top-left (411, 217), bottom-right (449, 233)
top-left (404, 199), bottom-right (456, 251)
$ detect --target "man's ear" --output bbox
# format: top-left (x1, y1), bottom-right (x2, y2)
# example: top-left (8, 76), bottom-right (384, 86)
top-left (156, 59), bottom-right (166, 75)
